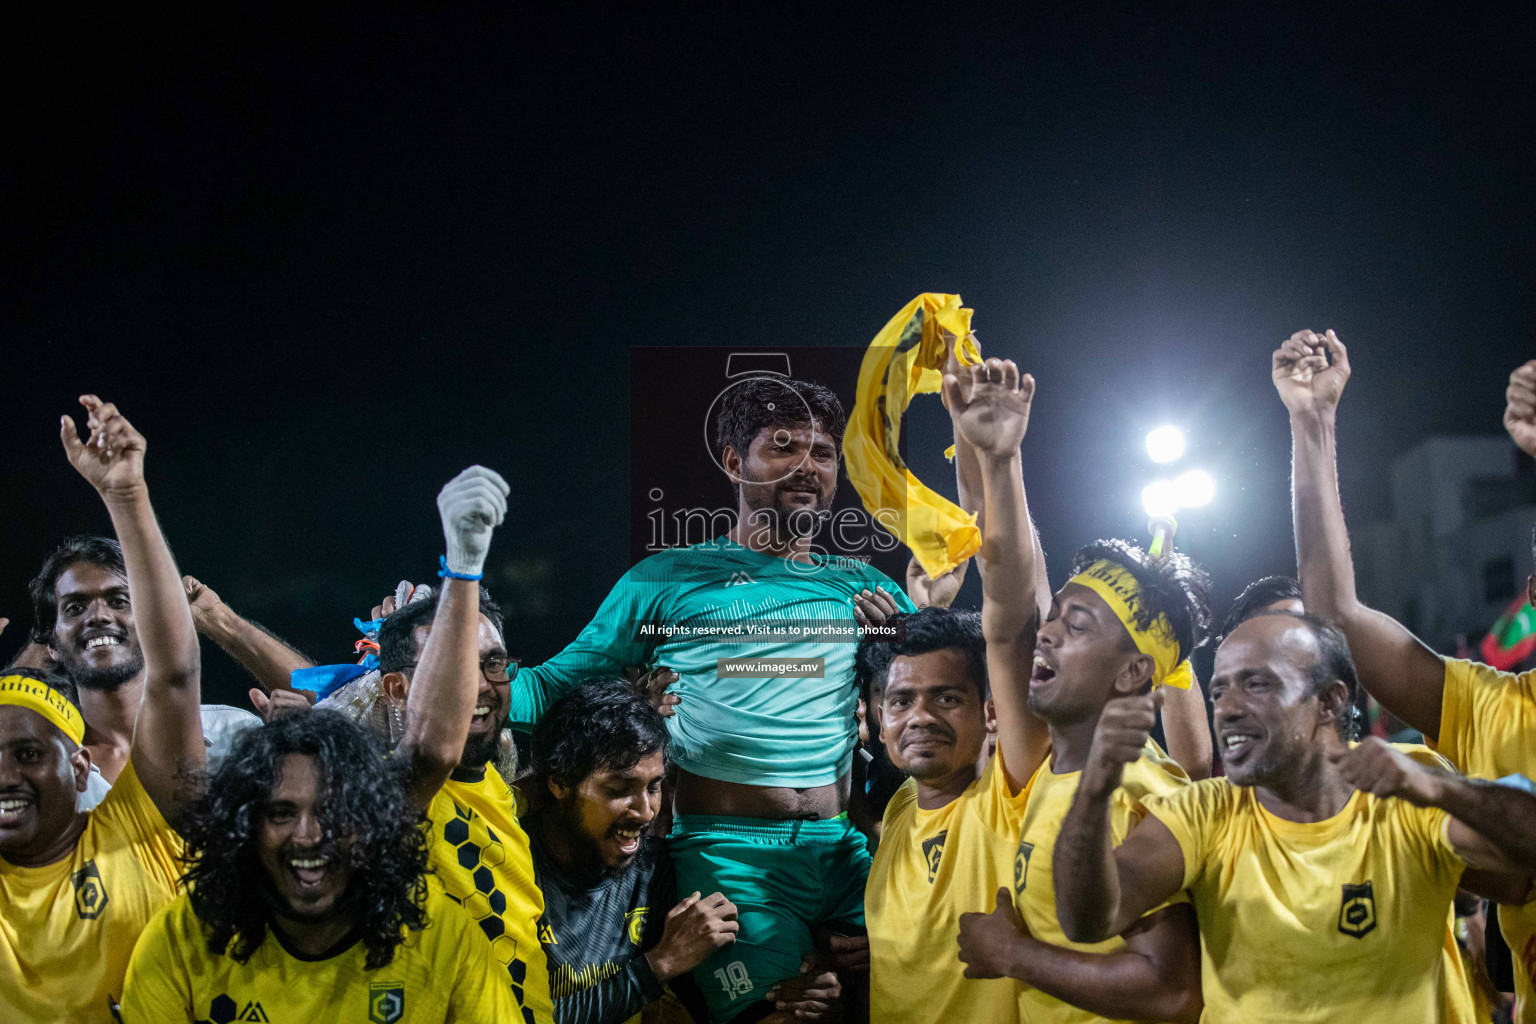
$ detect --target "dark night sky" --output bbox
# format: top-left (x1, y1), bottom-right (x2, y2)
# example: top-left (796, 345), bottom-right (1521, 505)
top-left (3, 4), bottom-right (1533, 707)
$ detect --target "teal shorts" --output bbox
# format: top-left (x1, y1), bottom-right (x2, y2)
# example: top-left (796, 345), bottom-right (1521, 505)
top-left (668, 813), bottom-right (871, 1023)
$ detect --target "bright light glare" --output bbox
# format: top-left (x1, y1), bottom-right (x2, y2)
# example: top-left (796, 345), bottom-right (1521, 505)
top-left (1141, 479), bottom-right (1180, 519)
top-left (1174, 469), bottom-right (1216, 508)
top-left (1145, 425), bottom-right (1185, 464)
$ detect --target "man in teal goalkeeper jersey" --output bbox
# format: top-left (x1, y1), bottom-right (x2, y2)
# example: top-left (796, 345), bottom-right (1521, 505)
top-left (514, 375), bottom-right (915, 1023)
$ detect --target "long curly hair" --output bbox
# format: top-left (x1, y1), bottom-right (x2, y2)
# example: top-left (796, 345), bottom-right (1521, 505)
top-left (178, 710), bottom-right (429, 970)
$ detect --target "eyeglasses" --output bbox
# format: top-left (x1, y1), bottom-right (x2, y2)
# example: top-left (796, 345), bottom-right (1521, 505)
top-left (400, 655), bottom-right (520, 684)
top-left (481, 655), bottom-right (519, 684)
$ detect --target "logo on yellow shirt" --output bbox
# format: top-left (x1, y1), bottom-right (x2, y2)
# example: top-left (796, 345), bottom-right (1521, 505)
top-left (72, 859), bottom-right (109, 920)
top-left (1338, 881), bottom-right (1377, 938)
top-left (626, 907), bottom-right (649, 945)
top-left (194, 995), bottom-right (269, 1023)
top-left (369, 982), bottom-right (405, 1023)
top-left (922, 832), bottom-right (947, 883)
top-left (1014, 841), bottom-right (1035, 892)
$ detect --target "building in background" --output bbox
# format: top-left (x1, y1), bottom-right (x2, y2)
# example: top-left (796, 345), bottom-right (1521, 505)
top-left (1355, 435), bottom-right (1536, 661)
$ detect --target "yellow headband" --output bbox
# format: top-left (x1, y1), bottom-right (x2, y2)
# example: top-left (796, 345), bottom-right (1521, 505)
top-left (1068, 560), bottom-right (1194, 690)
top-left (0, 674), bottom-right (86, 745)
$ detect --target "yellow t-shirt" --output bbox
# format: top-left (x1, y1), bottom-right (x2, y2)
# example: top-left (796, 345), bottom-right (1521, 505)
top-left (118, 887), bottom-right (515, 1022)
top-left (427, 766), bottom-right (553, 1024)
top-left (0, 759), bottom-right (182, 1024)
top-left (1015, 740), bottom-right (1189, 1024)
top-left (1393, 743), bottom-right (1483, 1024)
top-left (867, 750), bottom-right (1029, 1024)
top-left (1144, 776), bottom-right (1466, 1023)
top-left (1435, 658), bottom-right (1536, 1023)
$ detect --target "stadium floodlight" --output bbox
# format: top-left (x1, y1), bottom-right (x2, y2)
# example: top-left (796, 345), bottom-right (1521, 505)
top-left (1173, 469), bottom-right (1215, 508)
top-left (1145, 425), bottom-right (1185, 464)
top-left (1141, 479), bottom-right (1180, 519)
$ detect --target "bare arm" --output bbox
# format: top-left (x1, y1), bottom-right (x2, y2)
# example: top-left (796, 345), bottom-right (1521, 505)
top-left (398, 466), bottom-right (509, 809)
top-left (62, 396), bottom-right (203, 822)
top-left (1054, 690), bottom-right (1188, 943)
top-left (1279, 330), bottom-right (1446, 738)
top-left (946, 352), bottom-right (1051, 618)
top-left (959, 892), bottom-right (1202, 1024)
top-left (185, 576), bottom-right (314, 693)
top-left (1160, 681), bottom-right (1213, 781)
top-left (944, 358), bottom-right (1050, 790)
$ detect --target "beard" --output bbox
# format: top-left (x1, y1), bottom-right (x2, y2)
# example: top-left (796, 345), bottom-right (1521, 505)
top-left (458, 728), bottom-right (500, 771)
top-left (552, 797), bottom-right (636, 883)
top-left (741, 498), bottom-right (831, 542)
top-left (57, 646), bottom-right (144, 693)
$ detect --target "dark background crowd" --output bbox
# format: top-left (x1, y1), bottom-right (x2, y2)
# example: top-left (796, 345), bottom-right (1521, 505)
top-left (4, 4), bottom-right (1534, 711)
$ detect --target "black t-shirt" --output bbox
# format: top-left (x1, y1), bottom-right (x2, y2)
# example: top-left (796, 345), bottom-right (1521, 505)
top-left (528, 819), bottom-right (679, 1024)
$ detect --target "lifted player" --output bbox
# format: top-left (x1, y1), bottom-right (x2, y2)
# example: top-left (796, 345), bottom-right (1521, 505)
top-left (513, 377), bottom-right (911, 1022)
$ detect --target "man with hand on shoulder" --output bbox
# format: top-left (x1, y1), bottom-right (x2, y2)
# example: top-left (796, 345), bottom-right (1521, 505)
top-left (526, 680), bottom-right (736, 1024)
top-left (1283, 331), bottom-right (1536, 1017)
top-left (1054, 610), bottom-right (1534, 1022)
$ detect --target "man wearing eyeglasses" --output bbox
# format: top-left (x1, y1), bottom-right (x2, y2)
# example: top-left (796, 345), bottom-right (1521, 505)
top-left (375, 526), bottom-right (553, 1024)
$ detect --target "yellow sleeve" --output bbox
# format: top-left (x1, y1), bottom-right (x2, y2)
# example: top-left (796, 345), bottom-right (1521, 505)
top-left (1436, 658), bottom-right (1536, 778)
top-left (119, 902), bottom-right (195, 1023)
top-left (92, 759), bottom-right (184, 890)
top-left (1142, 779), bottom-right (1227, 891)
top-left (976, 748), bottom-right (1033, 836)
top-left (1406, 804), bottom-right (1468, 884)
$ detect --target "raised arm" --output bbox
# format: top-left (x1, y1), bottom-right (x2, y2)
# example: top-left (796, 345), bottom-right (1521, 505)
top-left (1501, 359), bottom-right (1536, 459)
top-left (1278, 330), bottom-right (1446, 738)
top-left (184, 575), bottom-right (315, 693)
top-left (1333, 738), bottom-right (1536, 878)
top-left (959, 892), bottom-right (1202, 1024)
top-left (61, 395), bottom-right (203, 821)
top-left (943, 357), bottom-right (1050, 790)
top-left (1160, 680), bottom-right (1213, 781)
top-left (398, 466), bottom-right (509, 808)
top-left (1054, 690), bottom-right (1187, 943)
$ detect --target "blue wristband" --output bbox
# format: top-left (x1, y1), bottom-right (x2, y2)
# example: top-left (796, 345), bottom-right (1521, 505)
top-left (437, 555), bottom-right (483, 581)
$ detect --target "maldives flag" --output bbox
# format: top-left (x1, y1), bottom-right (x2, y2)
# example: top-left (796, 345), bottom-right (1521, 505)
top-left (1481, 593), bottom-right (1536, 670)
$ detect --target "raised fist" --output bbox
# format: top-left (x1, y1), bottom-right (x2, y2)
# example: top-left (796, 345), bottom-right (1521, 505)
top-left (1083, 688), bottom-right (1163, 799)
top-left (182, 575), bottom-right (226, 630)
top-left (60, 395), bottom-right (147, 501)
top-left (907, 555), bottom-right (968, 609)
top-left (1272, 330), bottom-right (1350, 418)
top-left (1503, 360), bottom-right (1536, 458)
top-left (437, 466), bottom-right (510, 577)
top-left (942, 358), bottom-right (1036, 456)
top-left (1328, 737), bottom-right (1444, 807)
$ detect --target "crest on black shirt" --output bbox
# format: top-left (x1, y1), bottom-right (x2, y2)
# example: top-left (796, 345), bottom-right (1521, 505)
top-left (72, 859), bottom-right (109, 920)
top-left (1337, 881), bottom-right (1377, 938)
top-left (1014, 840), bottom-right (1035, 892)
top-left (369, 983), bottom-right (405, 1024)
top-left (922, 831), bottom-right (947, 883)
top-left (626, 907), bottom-right (649, 945)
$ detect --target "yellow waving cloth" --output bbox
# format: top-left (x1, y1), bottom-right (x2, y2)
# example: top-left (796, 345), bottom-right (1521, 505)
top-left (1069, 560), bottom-right (1195, 689)
top-left (0, 673), bottom-right (87, 743)
top-left (846, 293), bottom-right (983, 579)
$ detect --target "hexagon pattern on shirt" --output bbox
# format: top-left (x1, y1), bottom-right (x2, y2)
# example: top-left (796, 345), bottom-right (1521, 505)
top-left (439, 799), bottom-right (537, 1024)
